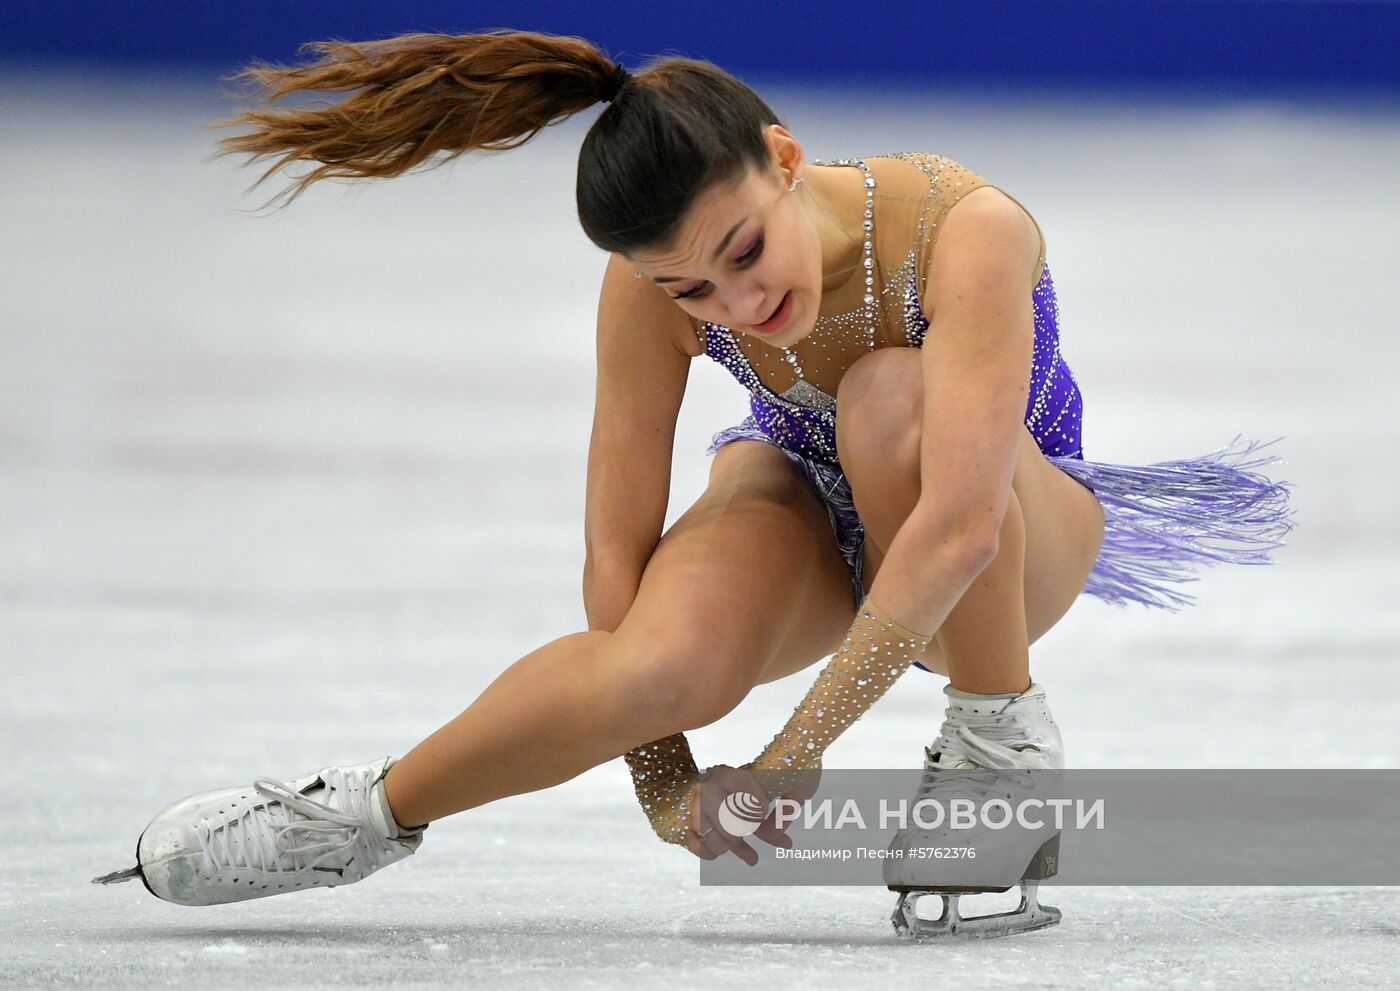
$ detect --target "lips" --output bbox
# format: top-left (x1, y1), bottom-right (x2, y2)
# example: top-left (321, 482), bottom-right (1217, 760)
top-left (751, 291), bottom-right (793, 334)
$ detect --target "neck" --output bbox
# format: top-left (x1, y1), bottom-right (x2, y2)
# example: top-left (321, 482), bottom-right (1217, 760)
top-left (802, 164), bottom-right (865, 294)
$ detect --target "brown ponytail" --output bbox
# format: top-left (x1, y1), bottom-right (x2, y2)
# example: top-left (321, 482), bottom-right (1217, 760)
top-left (216, 28), bottom-right (785, 254)
top-left (216, 30), bottom-right (616, 205)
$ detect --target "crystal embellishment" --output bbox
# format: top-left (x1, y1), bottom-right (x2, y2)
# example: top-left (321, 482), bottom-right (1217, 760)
top-left (777, 158), bottom-right (880, 389)
top-left (780, 378), bottom-right (839, 413)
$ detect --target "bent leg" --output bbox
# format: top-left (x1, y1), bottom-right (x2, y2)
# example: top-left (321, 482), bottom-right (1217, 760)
top-left (838, 348), bottom-right (1105, 689)
top-left (863, 481), bottom-right (1031, 692)
top-left (384, 440), bottom-right (855, 828)
top-left (614, 440), bottom-right (858, 691)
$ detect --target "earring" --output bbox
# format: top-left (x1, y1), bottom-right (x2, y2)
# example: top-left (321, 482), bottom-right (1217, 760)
top-left (789, 176), bottom-right (800, 191)
top-left (634, 270), bottom-right (643, 278)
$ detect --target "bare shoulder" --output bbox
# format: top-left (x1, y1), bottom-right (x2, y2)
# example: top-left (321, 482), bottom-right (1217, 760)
top-left (919, 186), bottom-right (1042, 317)
top-left (598, 252), bottom-right (704, 359)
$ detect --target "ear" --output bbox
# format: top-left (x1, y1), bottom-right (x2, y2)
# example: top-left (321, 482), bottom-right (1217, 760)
top-left (761, 124), bottom-right (806, 187)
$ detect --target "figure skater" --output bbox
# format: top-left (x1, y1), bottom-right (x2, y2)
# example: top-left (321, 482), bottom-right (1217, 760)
top-left (93, 28), bottom-right (1295, 938)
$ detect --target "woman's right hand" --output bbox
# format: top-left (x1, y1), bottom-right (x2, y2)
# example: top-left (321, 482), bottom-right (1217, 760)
top-left (684, 763), bottom-right (796, 866)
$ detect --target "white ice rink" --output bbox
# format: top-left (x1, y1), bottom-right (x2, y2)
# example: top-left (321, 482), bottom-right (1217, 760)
top-left (2, 70), bottom-right (1397, 987)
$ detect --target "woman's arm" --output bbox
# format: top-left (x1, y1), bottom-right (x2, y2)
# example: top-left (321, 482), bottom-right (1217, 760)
top-left (748, 189), bottom-right (1043, 779)
top-left (866, 187), bottom-right (1041, 629)
top-left (583, 253), bottom-right (706, 845)
top-left (583, 252), bottom-right (694, 624)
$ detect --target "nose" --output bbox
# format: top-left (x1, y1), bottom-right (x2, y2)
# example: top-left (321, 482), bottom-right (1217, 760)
top-left (724, 279), bottom-right (774, 327)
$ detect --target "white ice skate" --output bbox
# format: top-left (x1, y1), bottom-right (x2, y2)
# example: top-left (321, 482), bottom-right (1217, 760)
top-left (884, 682), bottom-right (1064, 939)
top-left (92, 756), bottom-right (426, 906)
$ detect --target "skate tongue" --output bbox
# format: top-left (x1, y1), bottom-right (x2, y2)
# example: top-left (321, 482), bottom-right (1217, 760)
top-left (934, 684), bottom-right (1047, 770)
top-left (944, 684), bottom-right (1023, 719)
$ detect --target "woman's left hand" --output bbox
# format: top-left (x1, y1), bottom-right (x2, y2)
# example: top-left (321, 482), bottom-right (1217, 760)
top-left (685, 763), bottom-right (794, 865)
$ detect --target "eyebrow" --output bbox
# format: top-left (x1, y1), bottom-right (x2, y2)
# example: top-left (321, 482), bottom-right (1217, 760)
top-left (650, 216), bottom-right (750, 285)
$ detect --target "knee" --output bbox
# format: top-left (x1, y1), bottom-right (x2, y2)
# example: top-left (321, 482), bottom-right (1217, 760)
top-left (608, 622), bottom-right (754, 732)
top-left (837, 349), bottom-right (922, 431)
top-left (836, 349), bottom-right (922, 490)
top-left (631, 657), bottom-right (749, 732)
top-left (917, 639), bottom-right (949, 677)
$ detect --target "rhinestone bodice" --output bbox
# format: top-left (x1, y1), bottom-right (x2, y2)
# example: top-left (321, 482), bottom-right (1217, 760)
top-left (696, 151), bottom-right (1081, 467)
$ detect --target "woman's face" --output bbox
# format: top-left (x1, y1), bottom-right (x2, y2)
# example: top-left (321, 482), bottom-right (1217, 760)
top-left (629, 153), bottom-right (823, 349)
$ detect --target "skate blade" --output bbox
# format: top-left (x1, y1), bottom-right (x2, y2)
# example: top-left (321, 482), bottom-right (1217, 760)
top-left (891, 884), bottom-right (1061, 940)
top-left (91, 865), bottom-right (143, 886)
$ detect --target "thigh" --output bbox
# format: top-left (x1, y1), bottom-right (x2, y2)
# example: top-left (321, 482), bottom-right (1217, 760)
top-left (1010, 424), bottom-right (1106, 643)
top-left (861, 424), bottom-right (1105, 651)
top-left (612, 440), bottom-right (857, 695)
top-left (842, 347), bottom-right (1104, 652)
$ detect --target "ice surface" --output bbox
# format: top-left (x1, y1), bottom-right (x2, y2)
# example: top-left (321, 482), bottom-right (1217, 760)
top-left (1, 69), bottom-right (1397, 988)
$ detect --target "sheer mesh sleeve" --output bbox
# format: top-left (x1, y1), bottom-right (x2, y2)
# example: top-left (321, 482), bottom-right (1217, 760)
top-left (624, 732), bottom-right (702, 846)
top-left (749, 596), bottom-right (935, 793)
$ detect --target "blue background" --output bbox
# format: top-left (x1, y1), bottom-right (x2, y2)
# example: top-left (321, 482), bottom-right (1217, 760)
top-left (3, 0), bottom-right (1398, 93)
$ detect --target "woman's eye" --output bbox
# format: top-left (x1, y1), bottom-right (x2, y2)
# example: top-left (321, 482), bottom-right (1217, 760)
top-left (670, 238), bottom-right (763, 300)
top-left (738, 238), bottom-right (763, 264)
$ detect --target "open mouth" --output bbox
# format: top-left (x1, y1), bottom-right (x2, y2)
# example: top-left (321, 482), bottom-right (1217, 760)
top-left (752, 291), bottom-right (793, 334)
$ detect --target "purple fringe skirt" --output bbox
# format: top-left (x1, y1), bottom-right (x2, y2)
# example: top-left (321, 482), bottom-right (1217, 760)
top-left (706, 420), bottom-right (1297, 616)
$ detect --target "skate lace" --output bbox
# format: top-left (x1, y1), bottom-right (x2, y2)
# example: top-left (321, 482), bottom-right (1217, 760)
top-left (914, 706), bottom-right (1046, 809)
top-left (195, 767), bottom-right (399, 879)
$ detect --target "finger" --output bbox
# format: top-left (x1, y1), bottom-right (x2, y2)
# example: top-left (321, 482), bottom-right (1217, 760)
top-left (753, 816), bottom-right (793, 849)
top-left (737, 769), bottom-right (773, 808)
top-left (700, 774), bottom-right (743, 824)
top-left (754, 803), bottom-right (793, 846)
top-left (688, 781), bottom-right (723, 842)
top-left (690, 802), bottom-right (728, 858)
top-left (702, 823), bottom-right (754, 865)
top-left (731, 839), bottom-right (758, 867)
top-left (686, 829), bottom-right (718, 860)
top-left (697, 791), bottom-right (738, 854)
top-left (712, 822), bottom-right (747, 862)
top-left (701, 822), bottom-right (730, 858)
top-left (697, 791), bottom-right (724, 837)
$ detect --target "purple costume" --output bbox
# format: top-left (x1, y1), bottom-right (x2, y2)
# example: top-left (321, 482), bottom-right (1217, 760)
top-left (697, 166), bottom-right (1295, 672)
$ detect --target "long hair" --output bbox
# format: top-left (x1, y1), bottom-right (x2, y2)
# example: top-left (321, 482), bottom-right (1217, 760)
top-left (215, 29), bottom-right (784, 253)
